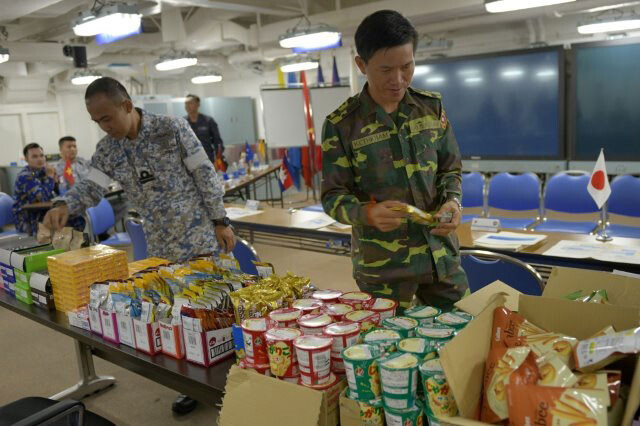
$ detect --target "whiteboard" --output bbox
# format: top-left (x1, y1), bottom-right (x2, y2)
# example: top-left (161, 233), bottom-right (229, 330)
top-left (261, 89), bottom-right (307, 148)
top-left (0, 114), bottom-right (23, 165)
top-left (27, 112), bottom-right (61, 155)
top-left (310, 86), bottom-right (351, 143)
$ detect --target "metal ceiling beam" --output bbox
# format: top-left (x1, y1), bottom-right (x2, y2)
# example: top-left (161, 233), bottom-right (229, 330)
top-left (0, 0), bottom-right (69, 23)
top-left (160, 0), bottom-right (301, 17)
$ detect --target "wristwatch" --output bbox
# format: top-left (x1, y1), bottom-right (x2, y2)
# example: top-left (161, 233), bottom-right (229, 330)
top-left (213, 216), bottom-right (231, 227)
top-left (447, 196), bottom-right (463, 212)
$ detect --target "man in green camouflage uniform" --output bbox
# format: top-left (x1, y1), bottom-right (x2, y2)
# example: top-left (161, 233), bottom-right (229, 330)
top-left (321, 10), bottom-right (468, 312)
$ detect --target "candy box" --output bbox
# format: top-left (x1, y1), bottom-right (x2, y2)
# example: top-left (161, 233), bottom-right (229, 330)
top-left (134, 319), bottom-right (162, 355)
top-left (182, 316), bottom-right (233, 367)
top-left (116, 312), bottom-right (136, 348)
top-left (159, 319), bottom-right (185, 359)
top-left (99, 308), bottom-right (119, 344)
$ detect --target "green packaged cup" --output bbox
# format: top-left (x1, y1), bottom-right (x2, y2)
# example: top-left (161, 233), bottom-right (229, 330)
top-left (419, 359), bottom-right (458, 419)
top-left (397, 337), bottom-right (438, 361)
top-left (404, 305), bottom-right (441, 325)
top-left (434, 312), bottom-right (473, 330)
top-left (382, 316), bottom-right (420, 338)
top-left (383, 399), bottom-right (424, 426)
top-left (379, 352), bottom-right (420, 410)
top-left (343, 344), bottom-right (383, 401)
top-left (346, 389), bottom-right (385, 426)
top-left (363, 328), bottom-right (402, 353)
top-left (426, 415), bottom-right (441, 426)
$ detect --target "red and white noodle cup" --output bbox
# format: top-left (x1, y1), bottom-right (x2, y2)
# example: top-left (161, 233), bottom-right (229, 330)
top-left (344, 310), bottom-right (381, 334)
top-left (311, 289), bottom-right (343, 304)
top-left (297, 313), bottom-right (333, 335)
top-left (331, 355), bottom-right (345, 373)
top-left (298, 372), bottom-right (338, 389)
top-left (268, 308), bottom-right (302, 328)
top-left (265, 327), bottom-right (302, 378)
top-left (291, 298), bottom-right (324, 315)
top-left (323, 321), bottom-right (361, 357)
top-left (322, 303), bottom-right (354, 322)
top-left (371, 298), bottom-right (398, 320)
top-left (294, 335), bottom-right (333, 386)
top-left (241, 317), bottom-right (271, 367)
top-left (339, 292), bottom-right (374, 310)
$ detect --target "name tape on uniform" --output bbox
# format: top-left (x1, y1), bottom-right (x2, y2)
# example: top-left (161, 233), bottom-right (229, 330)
top-left (408, 116), bottom-right (441, 134)
top-left (352, 131), bottom-right (390, 150)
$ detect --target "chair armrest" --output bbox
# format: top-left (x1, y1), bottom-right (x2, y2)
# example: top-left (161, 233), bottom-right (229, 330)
top-left (13, 400), bottom-right (84, 426)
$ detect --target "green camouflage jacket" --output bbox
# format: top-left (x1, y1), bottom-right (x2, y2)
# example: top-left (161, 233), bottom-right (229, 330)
top-left (321, 84), bottom-right (465, 286)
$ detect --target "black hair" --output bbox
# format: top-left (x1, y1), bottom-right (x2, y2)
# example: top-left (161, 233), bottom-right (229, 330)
top-left (355, 10), bottom-right (418, 63)
top-left (186, 94), bottom-right (200, 104)
top-left (23, 143), bottom-right (42, 158)
top-left (58, 136), bottom-right (76, 147)
top-left (85, 77), bottom-right (131, 103)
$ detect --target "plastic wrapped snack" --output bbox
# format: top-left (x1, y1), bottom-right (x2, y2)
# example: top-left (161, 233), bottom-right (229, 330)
top-left (574, 327), bottom-right (640, 372)
top-left (564, 289), bottom-right (610, 304)
top-left (536, 351), bottom-right (578, 388)
top-left (391, 204), bottom-right (435, 226)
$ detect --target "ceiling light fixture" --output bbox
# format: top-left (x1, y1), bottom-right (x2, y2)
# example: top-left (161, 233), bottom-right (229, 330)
top-left (279, 21), bottom-right (341, 52)
top-left (72, 3), bottom-right (141, 37)
top-left (155, 51), bottom-right (197, 71)
top-left (191, 71), bottom-right (223, 84)
top-left (280, 59), bottom-right (319, 73)
top-left (485, 0), bottom-right (576, 13)
top-left (71, 69), bottom-right (102, 85)
top-left (577, 14), bottom-right (640, 33)
top-left (0, 47), bottom-right (9, 64)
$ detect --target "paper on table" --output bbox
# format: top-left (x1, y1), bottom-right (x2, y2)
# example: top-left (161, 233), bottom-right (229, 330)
top-left (543, 240), bottom-right (640, 265)
top-left (295, 213), bottom-right (336, 229)
top-left (473, 232), bottom-right (547, 250)
top-left (225, 207), bottom-right (265, 220)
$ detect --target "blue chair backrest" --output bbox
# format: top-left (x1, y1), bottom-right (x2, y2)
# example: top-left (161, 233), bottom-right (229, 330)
top-left (544, 172), bottom-right (598, 214)
top-left (232, 239), bottom-right (260, 275)
top-left (86, 198), bottom-right (116, 236)
top-left (0, 192), bottom-right (14, 227)
top-left (609, 175), bottom-right (640, 217)
top-left (461, 251), bottom-right (542, 296)
top-left (461, 172), bottom-right (483, 208)
top-left (488, 172), bottom-right (540, 211)
top-left (124, 219), bottom-right (148, 261)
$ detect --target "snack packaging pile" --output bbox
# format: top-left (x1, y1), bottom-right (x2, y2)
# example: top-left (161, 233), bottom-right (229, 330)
top-left (564, 289), bottom-right (610, 304)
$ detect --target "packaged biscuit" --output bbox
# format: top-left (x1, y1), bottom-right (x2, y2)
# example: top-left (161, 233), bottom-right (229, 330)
top-left (574, 370), bottom-right (621, 406)
top-left (391, 204), bottom-right (436, 226)
top-left (564, 289), bottom-right (610, 304)
top-left (520, 332), bottom-right (578, 367)
top-left (573, 326), bottom-right (640, 372)
top-left (491, 307), bottom-right (546, 349)
top-left (507, 385), bottom-right (608, 426)
top-left (536, 351), bottom-right (578, 388)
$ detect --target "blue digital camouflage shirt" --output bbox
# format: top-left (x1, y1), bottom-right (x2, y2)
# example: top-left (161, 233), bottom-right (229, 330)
top-left (62, 109), bottom-right (227, 262)
top-left (13, 167), bottom-right (57, 235)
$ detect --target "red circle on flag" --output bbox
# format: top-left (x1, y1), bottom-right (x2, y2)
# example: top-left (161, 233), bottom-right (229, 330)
top-left (591, 170), bottom-right (605, 190)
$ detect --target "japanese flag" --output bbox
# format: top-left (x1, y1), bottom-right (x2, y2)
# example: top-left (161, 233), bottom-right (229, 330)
top-left (587, 149), bottom-right (611, 209)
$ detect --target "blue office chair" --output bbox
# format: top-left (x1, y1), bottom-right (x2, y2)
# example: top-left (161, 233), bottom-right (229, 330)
top-left (124, 217), bottom-right (148, 261)
top-left (533, 172), bottom-right (599, 234)
top-left (607, 175), bottom-right (640, 239)
top-left (301, 204), bottom-right (325, 212)
top-left (460, 249), bottom-right (543, 295)
top-left (0, 397), bottom-right (114, 426)
top-left (232, 238), bottom-right (260, 275)
top-left (487, 172), bottom-right (540, 229)
top-left (0, 192), bottom-right (18, 237)
top-left (86, 198), bottom-right (131, 246)
top-left (461, 172), bottom-right (485, 223)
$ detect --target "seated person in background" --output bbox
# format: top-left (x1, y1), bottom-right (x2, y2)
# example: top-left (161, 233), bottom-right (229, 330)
top-left (13, 143), bottom-right (57, 235)
top-left (55, 135), bottom-right (90, 194)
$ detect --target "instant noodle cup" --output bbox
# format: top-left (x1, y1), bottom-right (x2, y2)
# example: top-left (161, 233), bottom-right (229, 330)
top-left (265, 327), bottom-right (302, 378)
top-left (419, 358), bottom-right (458, 418)
top-left (268, 307), bottom-right (302, 328)
top-left (342, 344), bottom-right (383, 401)
top-left (398, 337), bottom-right (438, 361)
top-left (322, 303), bottom-right (354, 322)
top-left (297, 313), bottom-right (333, 335)
top-left (331, 354), bottom-right (345, 373)
top-left (404, 306), bottom-right (441, 325)
top-left (384, 400), bottom-right (424, 426)
top-left (382, 316), bottom-right (420, 338)
top-left (416, 324), bottom-right (456, 347)
top-left (241, 317), bottom-right (271, 366)
top-left (434, 312), bottom-right (473, 330)
top-left (345, 310), bottom-right (381, 334)
top-left (370, 298), bottom-right (398, 320)
top-left (323, 321), bottom-right (361, 357)
top-left (345, 389), bottom-right (385, 426)
top-left (379, 352), bottom-right (420, 410)
top-left (294, 335), bottom-right (333, 386)
top-left (339, 291), bottom-right (374, 310)
top-left (311, 289), bottom-right (343, 303)
top-left (298, 372), bottom-right (338, 390)
top-left (291, 298), bottom-right (324, 315)
top-left (363, 328), bottom-right (402, 353)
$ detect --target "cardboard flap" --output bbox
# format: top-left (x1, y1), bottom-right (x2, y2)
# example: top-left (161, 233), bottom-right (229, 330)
top-left (29, 272), bottom-right (50, 292)
top-left (219, 366), bottom-right (323, 426)
top-left (519, 295), bottom-right (640, 340)
top-left (441, 418), bottom-right (492, 426)
top-left (0, 248), bottom-right (11, 265)
top-left (440, 294), bottom-right (505, 419)
top-left (454, 281), bottom-right (520, 316)
top-left (543, 267), bottom-right (640, 307)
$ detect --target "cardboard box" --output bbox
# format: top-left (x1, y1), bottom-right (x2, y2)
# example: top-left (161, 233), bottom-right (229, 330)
top-left (159, 319), bottom-right (185, 359)
top-left (99, 308), bottom-right (119, 344)
top-left (182, 316), bottom-right (234, 367)
top-left (219, 365), bottom-right (346, 426)
top-left (14, 280), bottom-right (33, 304)
top-left (29, 272), bottom-right (55, 310)
top-left (134, 319), bottom-right (162, 355)
top-left (116, 312), bottom-right (136, 348)
top-left (88, 306), bottom-right (102, 335)
top-left (67, 308), bottom-right (90, 331)
top-left (439, 269), bottom-right (640, 426)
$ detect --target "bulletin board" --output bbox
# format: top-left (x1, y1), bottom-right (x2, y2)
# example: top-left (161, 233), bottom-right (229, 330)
top-left (260, 88), bottom-right (308, 148)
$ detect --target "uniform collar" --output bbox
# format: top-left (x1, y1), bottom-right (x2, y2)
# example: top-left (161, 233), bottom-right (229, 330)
top-left (358, 83), bottom-right (416, 130)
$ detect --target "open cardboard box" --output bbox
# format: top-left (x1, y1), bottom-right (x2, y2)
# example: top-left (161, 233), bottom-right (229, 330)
top-left (440, 266), bottom-right (640, 426)
top-left (219, 365), bottom-right (345, 426)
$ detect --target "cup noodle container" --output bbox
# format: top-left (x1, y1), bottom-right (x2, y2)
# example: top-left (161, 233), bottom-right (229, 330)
top-left (379, 352), bottom-right (420, 410)
top-left (345, 389), bottom-right (386, 426)
top-left (297, 372), bottom-right (339, 391)
top-left (268, 308), bottom-right (302, 328)
top-left (397, 337), bottom-right (438, 362)
top-left (323, 321), bottom-right (362, 358)
top-left (265, 327), bottom-right (302, 378)
top-left (297, 313), bottom-right (333, 335)
top-left (291, 298), bottom-right (324, 315)
top-left (322, 303), bottom-right (354, 322)
top-left (404, 305), bottom-right (441, 325)
top-left (311, 289), bottom-right (343, 304)
top-left (294, 335), bottom-right (333, 386)
top-left (342, 343), bottom-right (383, 401)
top-left (434, 312), bottom-right (474, 330)
top-left (339, 291), bottom-right (373, 310)
top-left (382, 316), bottom-right (420, 338)
top-left (416, 324), bottom-right (457, 348)
top-left (241, 317), bottom-right (271, 368)
top-left (419, 358), bottom-right (458, 418)
top-left (370, 298), bottom-right (398, 321)
top-left (344, 310), bottom-right (381, 335)
top-left (363, 328), bottom-right (402, 354)
top-left (384, 400), bottom-right (424, 426)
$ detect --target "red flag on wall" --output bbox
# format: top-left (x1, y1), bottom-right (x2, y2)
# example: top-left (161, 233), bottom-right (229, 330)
top-left (64, 159), bottom-right (74, 186)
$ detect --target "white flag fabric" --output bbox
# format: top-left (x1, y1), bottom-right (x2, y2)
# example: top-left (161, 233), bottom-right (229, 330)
top-left (587, 149), bottom-right (611, 209)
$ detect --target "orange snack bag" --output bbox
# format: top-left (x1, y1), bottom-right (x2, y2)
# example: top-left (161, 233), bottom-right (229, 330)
top-left (519, 332), bottom-right (578, 368)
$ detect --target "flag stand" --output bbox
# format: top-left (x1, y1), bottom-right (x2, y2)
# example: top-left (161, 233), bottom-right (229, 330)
top-left (595, 202), bottom-right (612, 242)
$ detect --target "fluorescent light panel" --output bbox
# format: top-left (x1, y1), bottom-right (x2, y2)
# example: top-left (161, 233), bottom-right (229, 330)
top-left (485, 0), bottom-right (575, 13)
top-left (280, 61), bottom-right (319, 73)
top-left (73, 12), bottom-right (141, 37)
top-left (191, 74), bottom-right (222, 84)
top-left (0, 47), bottom-right (8, 64)
top-left (280, 30), bottom-right (341, 50)
top-left (155, 56), bottom-right (197, 71)
top-left (71, 74), bottom-right (101, 85)
top-left (577, 18), bottom-right (640, 34)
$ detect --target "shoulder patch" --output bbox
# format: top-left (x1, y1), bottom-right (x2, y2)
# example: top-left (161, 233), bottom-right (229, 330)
top-left (327, 95), bottom-right (360, 125)
top-left (409, 87), bottom-right (442, 100)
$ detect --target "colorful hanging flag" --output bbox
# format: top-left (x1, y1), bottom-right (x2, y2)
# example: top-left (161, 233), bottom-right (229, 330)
top-left (300, 70), bottom-right (318, 188)
top-left (277, 67), bottom-right (286, 88)
top-left (257, 139), bottom-right (267, 162)
top-left (278, 156), bottom-right (294, 191)
top-left (245, 142), bottom-right (254, 163)
top-left (64, 159), bottom-right (74, 186)
top-left (285, 148), bottom-right (302, 190)
top-left (215, 150), bottom-right (227, 172)
top-left (332, 56), bottom-right (340, 86)
top-left (317, 62), bottom-right (325, 86)
top-left (587, 148), bottom-right (611, 209)
top-left (287, 71), bottom-right (297, 87)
